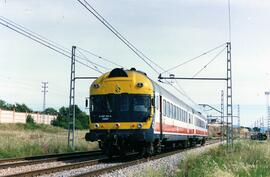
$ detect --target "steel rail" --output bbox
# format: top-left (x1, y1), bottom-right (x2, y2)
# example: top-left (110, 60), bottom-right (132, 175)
top-left (74, 141), bottom-right (220, 177)
top-left (0, 150), bottom-right (102, 169)
top-left (2, 141), bottom-right (220, 177)
top-left (3, 157), bottom-right (108, 177)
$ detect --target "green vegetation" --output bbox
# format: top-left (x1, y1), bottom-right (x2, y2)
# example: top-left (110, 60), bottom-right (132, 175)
top-left (51, 105), bottom-right (89, 130)
top-left (26, 114), bottom-right (35, 124)
top-left (137, 167), bottom-right (167, 177)
top-left (177, 141), bottom-right (270, 177)
top-left (0, 99), bottom-right (89, 130)
top-left (0, 100), bottom-right (92, 158)
top-left (136, 141), bottom-right (270, 177)
top-left (0, 123), bottom-right (98, 159)
top-left (0, 99), bottom-right (33, 112)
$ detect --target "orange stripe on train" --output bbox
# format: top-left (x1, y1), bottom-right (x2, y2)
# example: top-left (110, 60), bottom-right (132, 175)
top-left (154, 123), bottom-right (207, 135)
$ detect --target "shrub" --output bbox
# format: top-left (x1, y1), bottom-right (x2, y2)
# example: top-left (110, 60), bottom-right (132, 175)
top-left (26, 115), bottom-right (35, 125)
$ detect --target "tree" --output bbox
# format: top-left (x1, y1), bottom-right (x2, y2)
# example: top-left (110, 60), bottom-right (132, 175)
top-left (51, 105), bottom-right (89, 130)
top-left (0, 100), bottom-right (33, 112)
top-left (14, 103), bottom-right (33, 113)
top-left (44, 107), bottom-right (58, 115)
top-left (0, 100), bottom-right (7, 109)
top-left (26, 115), bottom-right (35, 125)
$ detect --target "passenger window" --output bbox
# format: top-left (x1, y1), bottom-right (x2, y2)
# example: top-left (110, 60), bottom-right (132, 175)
top-left (167, 102), bottom-right (170, 117)
top-left (163, 100), bottom-right (166, 116)
top-left (170, 103), bottom-right (173, 118)
top-left (156, 96), bottom-right (159, 110)
top-left (166, 101), bottom-right (169, 116)
top-left (176, 107), bottom-right (178, 119)
top-left (171, 104), bottom-right (173, 118)
top-left (172, 104), bottom-right (174, 118)
top-left (173, 106), bottom-right (176, 119)
top-left (180, 109), bottom-right (182, 121)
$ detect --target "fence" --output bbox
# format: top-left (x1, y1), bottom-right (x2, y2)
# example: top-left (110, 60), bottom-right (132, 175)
top-left (0, 109), bottom-right (57, 124)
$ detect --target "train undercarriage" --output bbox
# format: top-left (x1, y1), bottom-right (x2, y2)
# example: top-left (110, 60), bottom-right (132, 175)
top-left (96, 134), bottom-right (206, 157)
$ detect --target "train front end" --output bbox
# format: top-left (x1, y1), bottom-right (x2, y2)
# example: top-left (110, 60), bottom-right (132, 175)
top-left (85, 68), bottom-right (155, 156)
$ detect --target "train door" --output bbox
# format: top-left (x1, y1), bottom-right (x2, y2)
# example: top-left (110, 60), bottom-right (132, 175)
top-left (159, 95), bottom-right (163, 140)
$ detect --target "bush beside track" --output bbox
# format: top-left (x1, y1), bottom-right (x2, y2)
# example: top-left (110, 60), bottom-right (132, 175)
top-left (176, 140), bottom-right (270, 177)
top-left (134, 141), bottom-right (270, 177)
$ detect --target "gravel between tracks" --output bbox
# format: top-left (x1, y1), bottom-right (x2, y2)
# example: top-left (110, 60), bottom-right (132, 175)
top-left (43, 142), bottom-right (221, 177)
top-left (39, 162), bottom-right (122, 177)
top-left (3, 142), bottom-right (220, 177)
top-left (0, 161), bottom-right (68, 177)
top-left (100, 142), bottom-right (221, 177)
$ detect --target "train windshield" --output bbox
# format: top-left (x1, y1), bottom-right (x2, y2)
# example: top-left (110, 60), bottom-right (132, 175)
top-left (90, 94), bottom-right (151, 122)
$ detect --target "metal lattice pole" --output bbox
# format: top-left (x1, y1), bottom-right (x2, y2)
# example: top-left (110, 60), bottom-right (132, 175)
top-left (265, 91), bottom-right (270, 141)
top-left (221, 90), bottom-right (224, 141)
top-left (42, 82), bottom-right (48, 123)
top-left (68, 46), bottom-right (76, 150)
top-left (237, 104), bottom-right (240, 138)
top-left (226, 42), bottom-right (233, 148)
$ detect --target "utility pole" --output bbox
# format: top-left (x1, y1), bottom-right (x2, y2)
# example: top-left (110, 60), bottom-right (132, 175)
top-left (67, 46), bottom-right (98, 150)
top-left (42, 82), bottom-right (48, 123)
top-left (68, 46), bottom-right (76, 150)
top-left (265, 91), bottom-right (270, 140)
top-left (226, 42), bottom-right (233, 148)
top-left (158, 42), bottom-right (233, 149)
top-left (221, 90), bottom-right (224, 142)
top-left (237, 104), bottom-right (240, 138)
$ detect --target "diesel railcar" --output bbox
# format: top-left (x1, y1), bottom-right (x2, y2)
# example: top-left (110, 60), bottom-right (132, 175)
top-left (85, 68), bottom-right (208, 156)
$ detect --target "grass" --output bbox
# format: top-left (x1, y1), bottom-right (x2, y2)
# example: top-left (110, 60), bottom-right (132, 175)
top-left (137, 167), bottom-right (167, 177)
top-left (177, 140), bottom-right (270, 177)
top-left (136, 141), bottom-right (270, 177)
top-left (0, 123), bottom-right (98, 158)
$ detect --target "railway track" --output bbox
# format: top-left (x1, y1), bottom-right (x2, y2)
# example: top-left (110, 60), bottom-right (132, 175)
top-left (0, 150), bottom-right (104, 177)
top-left (74, 141), bottom-right (220, 177)
top-left (0, 150), bottom-right (102, 165)
top-left (1, 140), bottom-right (220, 177)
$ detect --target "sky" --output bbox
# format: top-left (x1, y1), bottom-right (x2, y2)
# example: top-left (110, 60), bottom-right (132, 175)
top-left (0, 0), bottom-right (269, 127)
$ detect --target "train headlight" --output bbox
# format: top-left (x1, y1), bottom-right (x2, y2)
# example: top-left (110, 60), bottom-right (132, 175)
top-left (93, 83), bottom-right (100, 88)
top-left (94, 123), bottom-right (99, 128)
top-left (115, 123), bottom-right (120, 128)
top-left (136, 82), bottom-right (144, 88)
top-left (138, 123), bottom-right (143, 129)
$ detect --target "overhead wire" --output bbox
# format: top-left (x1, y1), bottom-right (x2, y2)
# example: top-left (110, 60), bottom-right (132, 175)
top-left (76, 0), bottom-right (208, 108)
top-left (161, 43), bottom-right (227, 74)
top-left (77, 47), bottom-right (124, 68)
top-left (174, 81), bottom-right (197, 105)
top-left (76, 0), bottom-right (199, 105)
top-left (78, 0), bottom-right (229, 111)
top-left (0, 16), bottom-right (71, 52)
top-left (160, 45), bottom-right (227, 109)
top-left (77, 48), bottom-right (109, 72)
top-left (0, 16), bottom-right (71, 56)
top-left (0, 17), bottom-right (119, 74)
top-left (0, 20), bottom-right (99, 73)
top-left (0, 16), bottom-right (116, 68)
top-left (77, 0), bottom-right (160, 74)
top-left (81, 0), bottom-right (163, 71)
top-left (192, 46), bottom-right (227, 78)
